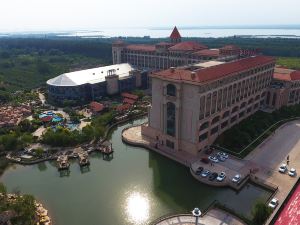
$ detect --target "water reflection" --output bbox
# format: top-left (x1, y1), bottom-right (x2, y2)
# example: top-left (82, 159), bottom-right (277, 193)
top-left (125, 191), bottom-right (150, 224)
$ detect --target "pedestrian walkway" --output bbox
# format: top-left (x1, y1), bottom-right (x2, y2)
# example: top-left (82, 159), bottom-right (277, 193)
top-left (154, 209), bottom-right (245, 225)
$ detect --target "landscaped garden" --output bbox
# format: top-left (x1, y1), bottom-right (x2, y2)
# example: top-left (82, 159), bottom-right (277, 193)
top-left (214, 104), bottom-right (300, 158)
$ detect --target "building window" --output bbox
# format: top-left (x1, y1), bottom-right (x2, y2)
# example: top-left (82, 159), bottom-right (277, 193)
top-left (199, 132), bottom-right (208, 142)
top-left (166, 102), bottom-right (176, 137)
top-left (212, 116), bottom-right (220, 125)
top-left (221, 121), bottom-right (228, 129)
top-left (166, 84), bottom-right (176, 97)
top-left (223, 111), bottom-right (230, 118)
top-left (200, 121), bottom-right (209, 131)
top-left (231, 115), bottom-right (237, 123)
top-left (211, 126), bottom-right (219, 135)
top-left (232, 106), bottom-right (239, 113)
top-left (166, 140), bottom-right (175, 149)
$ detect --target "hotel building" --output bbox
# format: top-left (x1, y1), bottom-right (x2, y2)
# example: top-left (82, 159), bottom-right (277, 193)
top-left (112, 27), bottom-right (241, 70)
top-left (142, 55), bottom-right (276, 155)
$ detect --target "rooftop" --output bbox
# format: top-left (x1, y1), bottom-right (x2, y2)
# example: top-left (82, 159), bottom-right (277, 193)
top-left (168, 41), bottom-right (207, 52)
top-left (170, 26), bottom-right (181, 40)
top-left (192, 49), bottom-right (220, 57)
top-left (152, 55), bottom-right (275, 84)
top-left (273, 67), bottom-right (300, 81)
top-left (47, 63), bottom-right (134, 87)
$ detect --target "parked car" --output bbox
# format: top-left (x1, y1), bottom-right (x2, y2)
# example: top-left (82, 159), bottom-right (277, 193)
top-left (217, 155), bottom-right (226, 162)
top-left (232, 174), bottom-right (241, 183)
top-left (195, 167), bottom-right (204, 175)
top-left (268, 198), bottom-right (278, 209)
top-left (201, 170), bottom-right (210, 178)
top-left (288, 168), bottom-right (296, 177)
top-left (209, 172), bottom-right (218, 181)
top-left (217, 152), bottom-right (229, 159)
top-left (278, 164), bottom-right (287, 173)
top-left (217, 172), bottom-right (226, 182)
top-left (208, 156), bottom-right (219, 163)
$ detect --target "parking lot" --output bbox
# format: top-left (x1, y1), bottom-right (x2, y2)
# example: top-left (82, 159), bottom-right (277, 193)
top-left (191, 120), bottom-right (300, 194)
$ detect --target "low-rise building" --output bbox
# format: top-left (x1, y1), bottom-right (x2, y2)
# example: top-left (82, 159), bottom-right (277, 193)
top-left (266, 66), bottom-right (300, 110)
top-left (47, 63), bottom-right (148, 104)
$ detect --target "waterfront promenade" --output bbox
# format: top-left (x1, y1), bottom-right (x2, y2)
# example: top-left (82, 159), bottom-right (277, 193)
top-left (152, 209), bottom-right (245, 225)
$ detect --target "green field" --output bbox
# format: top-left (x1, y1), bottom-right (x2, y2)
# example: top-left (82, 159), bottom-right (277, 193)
top-left (276, 57), bottom-right (300, 70)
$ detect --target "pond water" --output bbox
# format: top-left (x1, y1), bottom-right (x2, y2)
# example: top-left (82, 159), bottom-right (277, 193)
top-left (0, 118), bottom-right (272, 225)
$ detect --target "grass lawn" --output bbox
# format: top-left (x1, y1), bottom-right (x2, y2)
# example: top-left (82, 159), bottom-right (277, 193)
top-left (276, 57), bottom-right (300, 70)
top-left (214, 104), bottom-right (300, 158)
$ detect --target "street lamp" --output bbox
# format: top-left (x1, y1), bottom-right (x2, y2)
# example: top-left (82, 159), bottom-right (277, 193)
top-left (192, 207), bottom-right (201, 225)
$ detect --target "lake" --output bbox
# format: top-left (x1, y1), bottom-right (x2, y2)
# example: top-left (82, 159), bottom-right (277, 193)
top-left (0, 118), bottom-right (272, 225)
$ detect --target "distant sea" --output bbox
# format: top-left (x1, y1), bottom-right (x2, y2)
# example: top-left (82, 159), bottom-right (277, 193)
top-left (1, 25), bottom-right (300, 39)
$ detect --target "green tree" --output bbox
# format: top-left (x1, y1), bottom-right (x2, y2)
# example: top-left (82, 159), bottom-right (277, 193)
top-left (252, 202), bottom-right (272, 225)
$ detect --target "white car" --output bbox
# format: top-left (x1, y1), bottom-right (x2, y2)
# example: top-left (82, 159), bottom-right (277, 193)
top-left (268, 198), bottom-right (278, 209)
top-left (289, 168), bottom-right (296, 177)
top-left (216, 172), bottom-right (226, 182)
top-left (217, 152), bottom-right (229, 159)
top-left (278, 164), bottom-right (287, 173)
top-left (201, 170), bottom-right (210, 178)
top-left (208, 156), bottom-right (219, 163)
top-left (232, 174), bottom-right (241, 183)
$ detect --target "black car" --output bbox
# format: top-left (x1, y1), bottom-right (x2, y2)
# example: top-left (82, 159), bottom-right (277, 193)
top-left (195, 167), bottom-right (203, 175)
top-left (208, 172), bottom-right (218, 181)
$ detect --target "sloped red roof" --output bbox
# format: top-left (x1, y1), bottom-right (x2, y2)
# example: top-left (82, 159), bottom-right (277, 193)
top-left (168, 41), bottom-right (208, 52)
top-left (121, 92), bottom-right (139, 100)
top-left (290, 71), bottom-right (300, 80)
top-left (116, 104), bottom-right (131, 111)
top-left (90, 101), bottom-right (105, 112)
top-left (192, 49), bottom-right (220, 57)
top-left (41, 116), bottom-right (53, 122)
top-left (273, 70), bottom-right (300, 81)
top-left (170, 26), bottom-right (181, 39)
top-left (126, 44), bottom-right (156, 52)
top-left (153, 55), bottom-right (275, 84)
top-left (123, 98), bottom-right (136, 105)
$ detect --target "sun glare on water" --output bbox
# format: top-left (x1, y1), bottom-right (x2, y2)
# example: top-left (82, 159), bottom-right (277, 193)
top-left (125, 191), bottom-right (150, 224)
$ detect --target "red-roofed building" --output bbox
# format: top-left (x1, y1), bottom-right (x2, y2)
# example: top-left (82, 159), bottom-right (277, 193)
top-left (121, 92), bottom-right (139, 100)
top-left (112, 26), bottom-right (242, 70)
top-left (170, 26), bottom-right (181, 43)
top-left (266, 67), bottom-right (300, 110)
top-left (123, 98), bottom-right (136, 105)
top-left (116, 104), bottom-right (131, 112)
top-left (90, 101), bottom-right (105, 114)
top-left (142, 55), bottom-right (276, 155)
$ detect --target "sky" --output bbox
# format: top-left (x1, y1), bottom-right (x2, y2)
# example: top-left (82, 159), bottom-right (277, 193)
top-left (0, 0), bottom-right (300, 32)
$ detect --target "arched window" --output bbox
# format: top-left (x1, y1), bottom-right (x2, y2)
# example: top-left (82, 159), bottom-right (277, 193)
top-left (166, 84), bottom-right (176, 97)
top-left (255, 95), bottom-right (260, 101)
top-left (272, 93), bottom-right (277, 106)
top-left (232, 106), bottom-right (239, 113)
top-left (240, 102), bottom-right (246, 109)
top-left (166, 102), bottom-right (176, 136)
top-left (200, 121), bottom-right (209, 131)
top-left (223, 111), bottom-right (230, 118)
top-left (248, 98), bottom-right (254, 104)
top-left (212, 116), bottom-right (220, 124)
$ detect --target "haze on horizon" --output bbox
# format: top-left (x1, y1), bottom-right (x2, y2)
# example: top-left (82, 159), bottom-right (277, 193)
top-left (0, 0), bottom-right (300, 32)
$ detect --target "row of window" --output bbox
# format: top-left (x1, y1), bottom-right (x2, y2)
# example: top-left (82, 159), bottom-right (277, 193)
top-left (198, 103), bottom-right (262, 143)
top-left (199, 72), bottom-right (271, 119)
